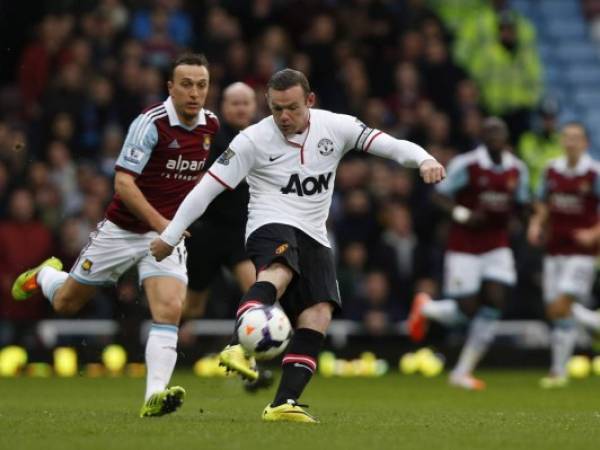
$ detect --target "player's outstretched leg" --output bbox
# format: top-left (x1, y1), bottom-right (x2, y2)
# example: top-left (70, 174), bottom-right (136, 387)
top-left (540, 318), bottom-right (576, 389)
top-left (407, 292), bottom-right (431, 341)
top-left (262, 323), bottom-right (326, 423)
top-left (219, 281), bottom-right (278, 381)
top-left (408, 293), bottom-right (467, 342)
top-left (449, 306), bottom-right (500, 391)
top-left (572, 303), bottom-right (600, 333)
top-left (140, 386), bottom-right (186, 417)
top-left (12, 257), bottom-right (64, 301)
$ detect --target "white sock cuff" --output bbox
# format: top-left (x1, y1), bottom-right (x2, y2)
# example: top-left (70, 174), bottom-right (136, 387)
top-left (149, 323), bottom-right (179, 338)
top-left (38, 267), bottom-right (68, 303)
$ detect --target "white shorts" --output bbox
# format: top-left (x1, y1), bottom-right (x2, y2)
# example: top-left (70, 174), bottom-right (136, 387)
top-left (443, 248), bottom-right (516, 297)
top-left (70, 220), bottom-right (188, 286)
top-left (542, 255), bottom-right (597, 304)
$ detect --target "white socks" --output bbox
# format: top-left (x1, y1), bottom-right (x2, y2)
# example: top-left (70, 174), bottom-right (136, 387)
top-left (453, 307), bottom-right (499, 376)
top-left (550, 319), bottom-right (578, 378)
top-left (571, 303), bottom-right (600, 332)
top-left (145, 323), bottom-right (179, 400)
top-left (422, 299), bottom-right (466, 327)
top-left (37, 266), bottom-right (68, 303)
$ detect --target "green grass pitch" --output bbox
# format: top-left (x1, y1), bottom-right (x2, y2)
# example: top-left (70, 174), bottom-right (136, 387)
top-left (1, 371), bottom-right (599, 450)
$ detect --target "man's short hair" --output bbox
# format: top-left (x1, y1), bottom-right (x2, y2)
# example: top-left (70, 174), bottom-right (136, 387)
top-left (169, 53), bottom-right (209, 80)
top-left (267, 69), bottom-right (311, 95)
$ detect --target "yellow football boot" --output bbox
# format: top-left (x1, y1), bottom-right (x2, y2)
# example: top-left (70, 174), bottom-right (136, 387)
top-left (140, 386), bottom-right (186, 417)
top-left (218, 344), bottom-right (258, 381)
top-left (262, 400), bottom-right (319, 423)
top-left (11, 257), bottom-right (63, 301)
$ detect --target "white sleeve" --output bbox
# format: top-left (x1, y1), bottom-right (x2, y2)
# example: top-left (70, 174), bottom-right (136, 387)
top-left (365, 133), bottom-right (434, 168)
top-left (206, 131), bottom-right (256, 189)
top-left (160, 174), bottom-right (226, 246)
top-left (338, 114), bottom-right (433, 167)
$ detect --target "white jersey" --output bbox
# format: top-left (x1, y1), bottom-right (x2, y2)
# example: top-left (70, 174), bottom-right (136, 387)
top-left (207, 109), bottom-right (432, 246)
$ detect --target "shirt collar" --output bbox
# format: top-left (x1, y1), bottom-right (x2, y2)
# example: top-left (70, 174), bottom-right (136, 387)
top-left (281, 110), bottom-right (311, 144)
top-left (476, 145), bottom-right (513, 170)
top-left (164, 96), bottom-right (206, 130)
top-left (555, 153), bottom-right (591, 176)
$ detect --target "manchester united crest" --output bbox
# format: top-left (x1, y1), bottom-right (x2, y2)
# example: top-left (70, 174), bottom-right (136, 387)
top-left (275, 243), bottom-right (289, 255)
top-left (317, 138), bottom-right (335, 156)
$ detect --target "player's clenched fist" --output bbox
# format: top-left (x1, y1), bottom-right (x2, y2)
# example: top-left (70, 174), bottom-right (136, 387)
top-left (150, 237), bottom-right (174, 262)
top-left (419, 159), bottom-right (446, 184)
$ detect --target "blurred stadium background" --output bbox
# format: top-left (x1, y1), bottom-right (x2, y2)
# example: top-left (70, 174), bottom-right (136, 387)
top-left (1, 0), bottom-right (600, 370)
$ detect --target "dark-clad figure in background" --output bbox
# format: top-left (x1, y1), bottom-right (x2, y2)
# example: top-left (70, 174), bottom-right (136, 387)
top-left (183, 82), bottom-right (273, 392)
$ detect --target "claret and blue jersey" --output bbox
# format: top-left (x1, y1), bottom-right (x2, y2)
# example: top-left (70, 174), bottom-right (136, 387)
top-left (436, 145), bottom-right (530, 253)
top-left (106, 97), bottom-right (219, 233)
top-left (537, 153), bottom-right (600, 256)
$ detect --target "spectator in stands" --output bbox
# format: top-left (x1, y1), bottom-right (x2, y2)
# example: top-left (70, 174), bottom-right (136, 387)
top-left (0, 189), bottom-right (53, 329)
top-left (0, 160), bottom-right (11, 218)
top-left (131, 0), bottom-right (193, 48)
top-left (468, 10), bottom-right (542, 140)
top-left (518, 98), bottom-right (563, 191)
top-left (347, 270), bottom-right (399, 336)
top-left (18, 14), bottom-right (73, 118)
top-left (47, 140), bottom-right (80, 216)
top-left (452, 0), bottom-right (537, 71)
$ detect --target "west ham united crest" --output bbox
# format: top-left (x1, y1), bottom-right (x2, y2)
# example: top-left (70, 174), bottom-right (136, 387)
top-left (81, 259), bottom-right (93, 272)
top-left (203, 134), bottom-right (211, 151)
top-left (317, 138), bottom-right (334, 156)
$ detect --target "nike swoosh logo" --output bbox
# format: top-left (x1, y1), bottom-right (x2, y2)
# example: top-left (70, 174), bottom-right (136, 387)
top-left (269, 154), bottom-right (284, 162)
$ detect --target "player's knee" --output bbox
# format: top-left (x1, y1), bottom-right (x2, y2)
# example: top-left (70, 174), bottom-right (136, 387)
top-left (481, 282), bottom-right (508, 310)
top-left (298, 302), bottom-right (333, 332)
top-left (153, 294), bottom-right (184, 323)
top-left (457, 296), bottom-right (479, 318)
top-left (258, 262), bottom-right (294, 298)
top-left (52, 291), bottom-right (85, 316)
top-left (546, 298), bottom-right (571, 320)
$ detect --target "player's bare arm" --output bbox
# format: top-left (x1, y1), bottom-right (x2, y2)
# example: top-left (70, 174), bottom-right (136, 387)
top-left (527, 201), bottom-right (549, 246)
top-left (150, 173), bottom-right (227, 261)
top-left (573, 222), bottom-right (600, 248)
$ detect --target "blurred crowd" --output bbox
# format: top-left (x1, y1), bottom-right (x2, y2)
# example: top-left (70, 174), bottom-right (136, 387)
top-left (0, 0), bottom-right (564, 344)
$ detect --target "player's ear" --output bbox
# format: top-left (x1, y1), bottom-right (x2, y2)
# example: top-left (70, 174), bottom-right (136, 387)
top-left (306, 92), bottom-right (316, 108)
top-left (167, 80), bottom-right (174, 94)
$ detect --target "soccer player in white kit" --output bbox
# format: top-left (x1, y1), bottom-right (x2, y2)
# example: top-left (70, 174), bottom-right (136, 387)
top-left (151, 69), bottom-right (446, 422)
top-left (528, 122), bottom-right (600, 388)
top-left (12, 54), bottom-right (218, 417)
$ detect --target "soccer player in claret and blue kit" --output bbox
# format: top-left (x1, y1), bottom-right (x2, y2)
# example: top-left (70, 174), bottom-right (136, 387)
top-left (528, 122), bottom-right (600, 388)
top-left (12, 54), bottom-right (218, 417)
top-left (408, 117), bottom-right (530, 390)
top-left (151, 68), bottom-right (445, 422)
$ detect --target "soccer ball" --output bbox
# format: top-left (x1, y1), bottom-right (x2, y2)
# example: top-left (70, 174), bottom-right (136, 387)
top-left (236, 305), bottom-right (292, 360)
